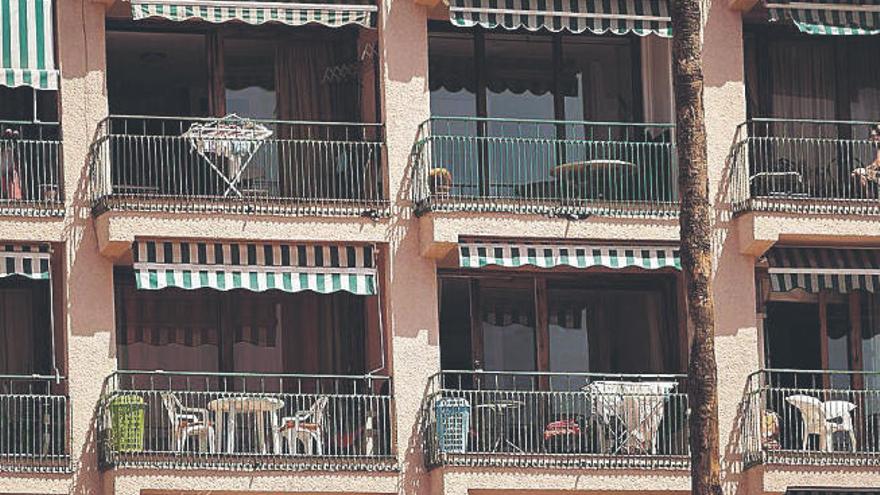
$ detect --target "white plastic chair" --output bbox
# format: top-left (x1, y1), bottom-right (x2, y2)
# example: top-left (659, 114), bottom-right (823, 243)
top-left (785, 394), bottom-right (857, 452)
top-left (278, 397), bottom-right (329, 455)
top-left (160, 392), bottom-right (215, 453)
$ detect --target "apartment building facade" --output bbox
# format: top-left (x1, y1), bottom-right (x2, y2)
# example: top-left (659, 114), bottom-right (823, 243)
top-left (1, 0), bottom-right (879, 494)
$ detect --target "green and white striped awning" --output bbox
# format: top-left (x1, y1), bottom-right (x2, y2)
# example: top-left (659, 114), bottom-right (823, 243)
top-left (459, 242), bottom-right (681, 270)
top-left (0, 244), bottom-right (50, 279)
top-left (129, 0), bottom-right (377, 28)
top-left (447, 0), bottom-right (671, 37)
top-left (0, 0), bottom-right (58, 89)
top-left (767, 1), bottom-right (880, 35)
top-left (766, 247), bottom-right (880, 293)
top-left (133, 239), bottom-right (377, 295)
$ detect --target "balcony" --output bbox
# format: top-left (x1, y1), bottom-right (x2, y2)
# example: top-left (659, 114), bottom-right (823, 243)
top-left (97, 371), bottom-right (395, 471)
top-left (413, 117), bottom-right (678, 219)
top-left (90, 116), bottom-right (387, 218)
top-left (0, 374), bottom-right (70, 473)
top-left (0, 121), bottom-right (63, 217)
top-left (731, 119), bottom-right (880, 216)
top-left (423, 371), bottom-right (689, 470)
top-left (742, 369), bottom-right (880, 467)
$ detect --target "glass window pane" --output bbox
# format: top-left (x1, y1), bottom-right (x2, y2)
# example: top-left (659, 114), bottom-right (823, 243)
top-left (429, 32), bottom-right (476, 118)
top-left (0, 87), bottom-right (57, 122)
top-left (428, 32), bottom-right (479, 198)
top-left (224, 38), bottom-right (276, 119)
top-left (484, 33), bottom-right (555, 198)
top-left (827, 302), bottom-right (851, 389)
top-left (561, 37), bottom-right (634, 123)
top-left (547, 289), bottom-right (590, 392)
top-left (547, 283), bottom-right (674, 375)
top-left (439, 278), bottom-right (473, 371)
top-left (480, 286), bottom-right (536, 374)
top-left (862, 293), bottom-right (880, 415)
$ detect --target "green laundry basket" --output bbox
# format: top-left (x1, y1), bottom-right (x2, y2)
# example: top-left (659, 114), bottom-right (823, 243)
top-left (108, 394), bottom-right (145, 452)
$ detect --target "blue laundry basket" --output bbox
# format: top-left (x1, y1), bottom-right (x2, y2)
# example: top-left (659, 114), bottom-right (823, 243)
top-left (435, 397), bottom-right (470, 453)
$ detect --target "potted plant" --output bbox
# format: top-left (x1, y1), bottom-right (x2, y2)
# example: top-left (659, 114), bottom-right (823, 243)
top-left (429, 168), bottom-right (453, 197)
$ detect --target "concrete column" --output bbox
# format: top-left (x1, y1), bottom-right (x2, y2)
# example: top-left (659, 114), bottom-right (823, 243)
top-left (701, 4), bottom-right (761, 495)
top-left (56, 2), bottom-right (116, 495)
top-left (378, 0), bottom-right (440, 494)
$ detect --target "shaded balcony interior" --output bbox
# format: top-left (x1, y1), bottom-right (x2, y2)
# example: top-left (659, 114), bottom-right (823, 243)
top-left (414, 26), bottom-right (678, 217)
top-left (743, 253), bottom-right (880, 466)
top-left (0, 87), bottom-right (63, 214)
top-left (427, 271), bottom-right (688, 468)
top-left (0, 251), bottom-right (69, 472)
top-left (100, 264), bottom-right (393, 470)
top-left (733, 16), bottom-right (880, 213)
top-left (93, 10), bottom-right (385, 215)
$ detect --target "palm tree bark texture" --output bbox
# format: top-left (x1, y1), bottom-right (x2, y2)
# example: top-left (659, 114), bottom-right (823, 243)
top-left (671, 1), bottom-right (722, 495)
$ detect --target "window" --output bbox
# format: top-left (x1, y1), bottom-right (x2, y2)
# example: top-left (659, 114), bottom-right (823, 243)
top-left (744, 31), bottom-right (880, 121)
top-left (0, 87), bottom-right (58, 123)
top-left (0, 276), bottom-right (53, 376)
top-left (764, 293), bottom-right (880, 390)
top-left (438, 273), bottom-right (684, 379)
top-left (428, 28), bottom-right (640, 122)
top-left (115, 272), bottom-right (373, 376)
top-left (106, 28), bottom-right (363, 121)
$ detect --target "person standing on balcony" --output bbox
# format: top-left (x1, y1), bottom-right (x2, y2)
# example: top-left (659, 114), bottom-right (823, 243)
top-left (0, 128), bottom-right (23, 200)
top-left (853, 123), bottom-right (880, 189)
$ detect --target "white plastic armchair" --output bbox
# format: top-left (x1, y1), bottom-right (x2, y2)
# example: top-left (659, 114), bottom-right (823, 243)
top-left (785, 394), bottom-right (857, 452)
top-left (278, 396), bottom-right (329, 455)
top-left (160, 392), bottom-right (215, 453)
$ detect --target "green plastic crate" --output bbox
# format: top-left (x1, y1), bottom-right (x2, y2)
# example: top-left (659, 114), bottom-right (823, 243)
top-left (108, 394), bottom-right (145, 452)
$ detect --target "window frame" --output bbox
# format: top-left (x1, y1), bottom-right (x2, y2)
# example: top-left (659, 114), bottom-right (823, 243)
top-left (437, 269), bottom-right (686, 378)
top-left (104, 20), bottom-right (366, 120)
top-left (427, 21), bottom-right (644, 123)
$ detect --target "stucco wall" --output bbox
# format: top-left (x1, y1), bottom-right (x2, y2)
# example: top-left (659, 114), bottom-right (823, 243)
top-left (2, 0), bottom-right (880, 494)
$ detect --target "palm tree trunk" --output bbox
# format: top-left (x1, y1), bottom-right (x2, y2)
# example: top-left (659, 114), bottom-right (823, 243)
top-left (671, 2), bottom-right (722, 495)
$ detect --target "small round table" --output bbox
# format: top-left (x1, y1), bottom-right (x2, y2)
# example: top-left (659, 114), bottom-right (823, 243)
top-left (475, 399), bottom-right (524, 452)
top-left (208, 396), bottom-right (285, 454)
top-left (551, 160), bottom-right (637, 201)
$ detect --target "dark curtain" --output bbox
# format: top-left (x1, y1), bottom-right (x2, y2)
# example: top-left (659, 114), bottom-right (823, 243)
top-left (275, 40), bottom-right (366, 199)
top-left (0, 288), bottom-right (35, 375)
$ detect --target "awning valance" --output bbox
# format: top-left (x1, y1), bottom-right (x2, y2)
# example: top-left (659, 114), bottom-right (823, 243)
top-left (1, 244), bottom-right (51, 279)
top-left (459, 242), bottom-right (681, 270)
top-left (765, 247), bottom-right (880, 293)
top-left (133, 239), bottom-right (377, 295)
top-left (447, 0), bottom-right (671, 37)
top-left (0, 0), bottom-right (59, 90)
top-left (129, 0), bottom-right (377, 28)
top-left (767, 1), bottom-right (880, 35)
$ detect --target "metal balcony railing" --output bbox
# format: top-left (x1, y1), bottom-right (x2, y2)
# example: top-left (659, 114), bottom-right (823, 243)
top-left (423, 370), bottom-right (689, 469)
top-left (90, 116), bottom-right (387, 217)
top-left (742, 369), bottom-right (880, 467)
top-left (0, 374), bottom-right (70, 473)
top-left (412, 117), bottom-right (678, 218)
top-left (731, 119), bottom-right (880, 215)
top-left (0, 121), bottom-right (63, 216)
top-left (97, 370), bottom-right (395, 471)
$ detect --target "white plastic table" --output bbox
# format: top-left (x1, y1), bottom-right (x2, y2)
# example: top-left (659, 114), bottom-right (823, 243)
top-left (208, 396), bottom-right (285, 454)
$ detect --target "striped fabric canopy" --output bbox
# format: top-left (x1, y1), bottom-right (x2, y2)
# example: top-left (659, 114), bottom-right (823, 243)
top-left (767, 0), bottom-right (880, 35)
top-left (133, 239), bottom-right (377, 295)
top-left (129, 0), bottom-right (377, 28)
top-left (447, 0), bottom-right (671, 37)
top-left (119, 324), bottom-right (275, 347)
top-left (765, 247), bottom-right (880, 293)
top-left (459, 242), bottom-right (680, 270)
top-left (0, 244), bottom-right (50, 279)
top-left (0, 0), bottom-right (58, 89)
